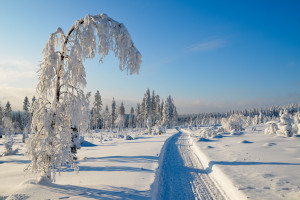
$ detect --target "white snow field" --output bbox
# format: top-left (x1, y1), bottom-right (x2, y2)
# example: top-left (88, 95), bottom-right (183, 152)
top-left (182, 125), bottom-right (300, 200)
top-left (0, 130), bottom-right (176, 200)
top-left (1, 125), bottom-right (300, 200)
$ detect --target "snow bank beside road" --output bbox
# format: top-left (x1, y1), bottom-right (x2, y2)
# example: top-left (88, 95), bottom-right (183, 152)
top-left (180, 128), bottom-right (247, 200)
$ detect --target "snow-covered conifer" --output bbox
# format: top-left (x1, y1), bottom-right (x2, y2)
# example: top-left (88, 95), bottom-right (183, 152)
top-left (4, 101), bottom-right (12, 119)
top-left (91, 90), bottom-right (102, 129)
top-left (129, 107), bottom-right (134, 128)
top-left (111, 98), bottom-right (117, 129)
top-left (103, 105), bottom-right (111, 129)
top-left (3, 117), bottom-right (14, 155)
top-left (117, 102), bottom-right (126, 131)
top-left (135, 103), bottom-right (142, 128)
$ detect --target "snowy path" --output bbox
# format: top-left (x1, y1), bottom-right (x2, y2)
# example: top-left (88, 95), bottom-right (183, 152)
top-left (156, 131), bottom-right (225, 200)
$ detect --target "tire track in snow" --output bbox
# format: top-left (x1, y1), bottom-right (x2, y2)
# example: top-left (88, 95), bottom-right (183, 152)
top-left (156, 131), bottom-right (225, 200)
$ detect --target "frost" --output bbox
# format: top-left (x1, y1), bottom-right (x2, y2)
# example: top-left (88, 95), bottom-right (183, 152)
top-left (25, 13), bottom-right (142, 181)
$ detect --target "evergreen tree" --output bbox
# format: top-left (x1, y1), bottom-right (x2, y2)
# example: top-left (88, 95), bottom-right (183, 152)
top-left (135, 103), bottom-right (142, 128)
top-left (3, 116), bottom-right (14, 155)
top-left (117, 102), bottom-right (126, 131)
top-left (129, 107), bottom-right (134, 128)
top-left (4, 101), bottom-right (12, 119)
top-left (92, 90), bottom-right (102, 129)
top-left (22, 96), bottom-right (31, 142)
top-left (31, 96), bottom-right (36, 107)
top-left (104, 105), bottom-right (111, 129)
top-left (111, 98), bottom-right (117, 129)
top-left (0, 103), bottom-right (3, 127)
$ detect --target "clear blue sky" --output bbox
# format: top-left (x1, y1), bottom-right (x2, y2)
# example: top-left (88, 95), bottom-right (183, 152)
top-left (0, 0), bottom-right (299, 113)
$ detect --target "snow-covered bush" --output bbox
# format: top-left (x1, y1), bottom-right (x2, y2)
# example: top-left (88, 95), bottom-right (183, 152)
top-left (230, 129), bottom-right (241, 135)
top-left (264, 121), bottom-right (279, 135)
top-left (216, 126), bottom-right (224, 133)
top-left (276, 113), bottom-right (293, 137)
top-left (197, 126), bottom-right (218, 139)
top-left (125, 135), bottom-right (133, 140)
top-left (3, 117), bottom-right (14, 155)
top-left (221, 114), bottom-right (245, 132)
top-left (153, 125), bottom-right (165, 135)
top-left (292, 111), bottom-right (300, 135)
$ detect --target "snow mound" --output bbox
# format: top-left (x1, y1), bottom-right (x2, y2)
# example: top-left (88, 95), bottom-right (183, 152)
top-left (239, 140), bottom-right (253, 144)
top-left (125, 135), bottom-right (133, 140)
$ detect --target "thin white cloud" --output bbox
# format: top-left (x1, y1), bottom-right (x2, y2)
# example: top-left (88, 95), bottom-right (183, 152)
top-left (189, 38), bottom-right (227, 52)
top-left (176, 94), bottom-right (300, 114)
top-left (0, 59), bottom-right (38, 86)
top-left (0, 86), bottom-right (36, 110)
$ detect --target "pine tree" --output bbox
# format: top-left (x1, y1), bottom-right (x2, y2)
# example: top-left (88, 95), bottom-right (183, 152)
top-left (4, 101), bottom-right (12, 119)
top-left (129, 107), bottom-right (134, 128)
top-left (104, 105), bottom-right (111, 129)
top-left (117, 102), bottom-right (126, 131)
top-left (31, 96), bottom-right (36, 107)
top-left (25, 13), bottom-right (141, 181)
top-left (14, 111), bottom-right (22, 133)
top-left (22, 96), bottom-right (31, 142)
top-left (135, 103), bottom-right (142, 128)
top-left (92, 90), bottom-right (102, 129)
top-left (111, 98), bottom-right (117, 129)
top-left (3, 116), bottom-right (14, 155)
top-left (0, 103), bottom-right (3, 127)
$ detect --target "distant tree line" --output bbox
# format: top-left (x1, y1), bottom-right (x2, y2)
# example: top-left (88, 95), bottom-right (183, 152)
top-left (0, 88), bottom-right (178, 136)
top-left (178, 103), bottom-right (300, 127)
top-left (90, 88), bottom-right (178, 131)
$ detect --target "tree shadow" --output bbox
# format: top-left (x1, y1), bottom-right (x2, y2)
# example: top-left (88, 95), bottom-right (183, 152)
top-left (86, 155), bottom-right (158, 163)
top-left (205, 161), bottom-right (300, 173)
top-left (61, 165), bottom-right (153, 173)
top-left (44, 183), bottom-right (150, 200)
top-left (0, 159), bottom-right (31, 164)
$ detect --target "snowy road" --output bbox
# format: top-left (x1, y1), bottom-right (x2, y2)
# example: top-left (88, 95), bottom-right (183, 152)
top-left (155, 131), bottom-right (225, 200)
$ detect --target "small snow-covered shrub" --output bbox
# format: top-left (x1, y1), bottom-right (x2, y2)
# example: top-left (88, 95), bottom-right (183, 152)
top-left (125, 135), bottom-right (133, 140)
top-left (198, 126), bottom-right (217, 139)
top-left (264, 122), bottom-right (279, 135)
top-left (221, 114), bottom-right (245, 132)
top-left (230, 129), bottom-right (241, 135)
top-left (216, 126), bottom-right (224, 133)
top-left (292, 111), bottom-right (300, 135)
top-left (3, 117), bottom-right (14, 155)
top-left (153, 125), bottom-right (165, 135)
top-left (276, 113), bottom-right (293, 137)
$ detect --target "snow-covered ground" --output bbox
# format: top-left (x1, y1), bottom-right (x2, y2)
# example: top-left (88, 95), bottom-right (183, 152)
top-left (154, 131), bottom-right (226, 200)
top-left (182, 125), bottom-right (300, 200)
top-left (0, 129), bottom-right (177, 200)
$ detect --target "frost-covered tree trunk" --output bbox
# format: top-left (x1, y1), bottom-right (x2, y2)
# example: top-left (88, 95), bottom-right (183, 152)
top-left (25, 13), bottom-right (141, 181)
